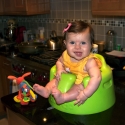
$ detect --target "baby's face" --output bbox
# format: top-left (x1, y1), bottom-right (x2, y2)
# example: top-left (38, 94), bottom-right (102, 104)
top-left (64, 28), bottom-right (92, 62)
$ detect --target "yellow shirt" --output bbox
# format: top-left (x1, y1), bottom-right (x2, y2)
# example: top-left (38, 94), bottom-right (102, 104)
top-left (62, 50), bottom-right (102, 84)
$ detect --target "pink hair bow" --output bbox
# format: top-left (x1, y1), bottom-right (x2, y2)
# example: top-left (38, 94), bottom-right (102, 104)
top-left (63, 23), bottom-right (72, 33)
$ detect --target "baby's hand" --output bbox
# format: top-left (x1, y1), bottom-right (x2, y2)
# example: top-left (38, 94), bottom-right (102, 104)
top-left (74, 90), bottom-right (88, 106)
top-left (55, 69), bottom-right (67, 81)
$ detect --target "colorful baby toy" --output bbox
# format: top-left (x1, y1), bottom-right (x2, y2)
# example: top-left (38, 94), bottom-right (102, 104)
top-left (8, 72), bottom-right (37, 105)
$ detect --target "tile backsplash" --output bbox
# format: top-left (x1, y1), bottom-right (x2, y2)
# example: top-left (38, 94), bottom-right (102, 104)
top-left (1, 0), bottom-right (125, 48)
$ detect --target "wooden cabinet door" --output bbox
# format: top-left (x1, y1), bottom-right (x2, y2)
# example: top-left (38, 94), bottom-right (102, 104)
top-left (1, 57), bottom-right (12, 96)
top-left (26, 0), bottom-right (39, 15)
top-left (3, 0), bottom-right (50, 15)
top-left (2, 0), bottom-right (12, 14)
top-left (92, 0), bottom-right (125, 16)
top-left (0, 56), bottom-right (12, 114)
top-left (1, 69), bottom-right (11, 96)
top-left (27, 0), bottom-right (50, 15)
top-left (0, 72), bottom-right (5, 115)
top-left (38, 0), bottom-right (50, 13)
top-left (0, 0), bottom-right (3, 15)
top-left (3, 0), bottom-right (26, 15)
top-left (13, 0), bottom-right (27, 13)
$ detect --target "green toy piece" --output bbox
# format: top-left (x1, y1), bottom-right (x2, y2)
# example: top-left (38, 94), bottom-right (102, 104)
top-left (49, 54), bottom-right (116, 115)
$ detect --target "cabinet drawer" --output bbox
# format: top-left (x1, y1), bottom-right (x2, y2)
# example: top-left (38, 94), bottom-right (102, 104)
top-left (0, 56), bottom-right (11, 70)
top-left (2, 60), bottom-right (11, 70)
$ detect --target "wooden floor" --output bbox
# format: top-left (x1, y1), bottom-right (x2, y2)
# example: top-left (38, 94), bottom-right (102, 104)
top-left (0, 113), bottom-right (8, 125)
top-left (0, 118), bottom-right (8, 125)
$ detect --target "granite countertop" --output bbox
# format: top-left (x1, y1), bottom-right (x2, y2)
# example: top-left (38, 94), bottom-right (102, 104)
top-left (1, 51), bottom-right (125, 125)
top-left (1, 86), bottom-right (125, 125)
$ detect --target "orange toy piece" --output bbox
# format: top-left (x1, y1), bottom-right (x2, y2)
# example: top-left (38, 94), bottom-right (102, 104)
top-left (8, 72), bottom-right (37, 105)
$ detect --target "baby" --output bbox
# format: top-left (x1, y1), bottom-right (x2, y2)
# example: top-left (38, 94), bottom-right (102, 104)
top-left (33, 21), bottom-right (102, 106)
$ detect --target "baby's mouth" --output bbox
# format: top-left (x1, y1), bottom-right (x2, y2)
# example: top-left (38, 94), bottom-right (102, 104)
top-left (74, 52), bottom-right (82, 57)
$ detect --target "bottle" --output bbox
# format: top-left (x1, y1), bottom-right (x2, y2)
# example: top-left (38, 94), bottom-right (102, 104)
top-left (106, 30), bottom-right (116, 51)
top-left (108, 41), bottom-right (113, 51)
top-left (39, 27), bottom-right (44, 41)
top-left (40, 30), bottom-right (44, 40)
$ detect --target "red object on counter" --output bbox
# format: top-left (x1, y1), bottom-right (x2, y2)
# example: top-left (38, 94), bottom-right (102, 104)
top-left (15, 26), bottom-right (26, 43)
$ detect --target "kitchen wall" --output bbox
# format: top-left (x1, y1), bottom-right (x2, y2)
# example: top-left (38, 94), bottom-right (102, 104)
top-left (1, 0), bottom-right (125, 47)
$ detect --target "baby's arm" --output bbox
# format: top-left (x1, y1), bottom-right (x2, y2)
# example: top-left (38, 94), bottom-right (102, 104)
top-left (83, 58), bottom-right (101, 97)
top-left (55, 56), bottom-right (67, 81)
top-left (75, 58), bottom-right (101, 105)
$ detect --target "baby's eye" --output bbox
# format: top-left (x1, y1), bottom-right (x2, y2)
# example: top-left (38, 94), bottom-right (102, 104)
top-left (81, 42), bottom-right (86, 45)
top-left (70, 41), bottom-right (75, 44)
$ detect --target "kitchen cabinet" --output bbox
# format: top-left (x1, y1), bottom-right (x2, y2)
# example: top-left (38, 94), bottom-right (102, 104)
top-left (7, 108), bottom-right (35, 125)
top-left (0, 55), bottom-right (12, 115)
top-left (0, 0), bottom-right (3, 15)
top-left (2, 0), bottom-right (50, 15)
top-left (0, 73), bottom-right (4, 116)
top-left (92, 0), bottom-right (125, 16)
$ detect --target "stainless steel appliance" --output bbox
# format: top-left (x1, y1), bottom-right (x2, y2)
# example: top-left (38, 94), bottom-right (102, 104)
top-left (10, 50), bottom-right (63, 86)
top-left (4, 19), bottom-right (17, 41)
top-left (47, 31), bottom-right (63, 50)
top-left (106, 30), bottom-right (116, 51)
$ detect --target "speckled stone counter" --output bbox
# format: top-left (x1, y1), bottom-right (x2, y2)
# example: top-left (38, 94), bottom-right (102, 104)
top-left (1, 87), bottom-right (125, 125)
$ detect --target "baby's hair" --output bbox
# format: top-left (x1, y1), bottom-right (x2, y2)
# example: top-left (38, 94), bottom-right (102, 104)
top-left (63, 21), bottom-right (94, 45)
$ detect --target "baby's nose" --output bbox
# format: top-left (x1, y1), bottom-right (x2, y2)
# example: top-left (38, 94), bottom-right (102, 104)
top-left (75, 44), bottom-right (81, 49)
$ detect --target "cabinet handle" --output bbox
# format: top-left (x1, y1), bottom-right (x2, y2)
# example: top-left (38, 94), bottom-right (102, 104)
top-left (3, 62), bottom-right (10, 66)
top-left (22, 0), bottom-right (23, 4)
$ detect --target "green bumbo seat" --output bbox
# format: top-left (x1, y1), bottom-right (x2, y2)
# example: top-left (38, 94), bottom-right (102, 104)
top-left (49, 54), bottom-right (116, 114)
